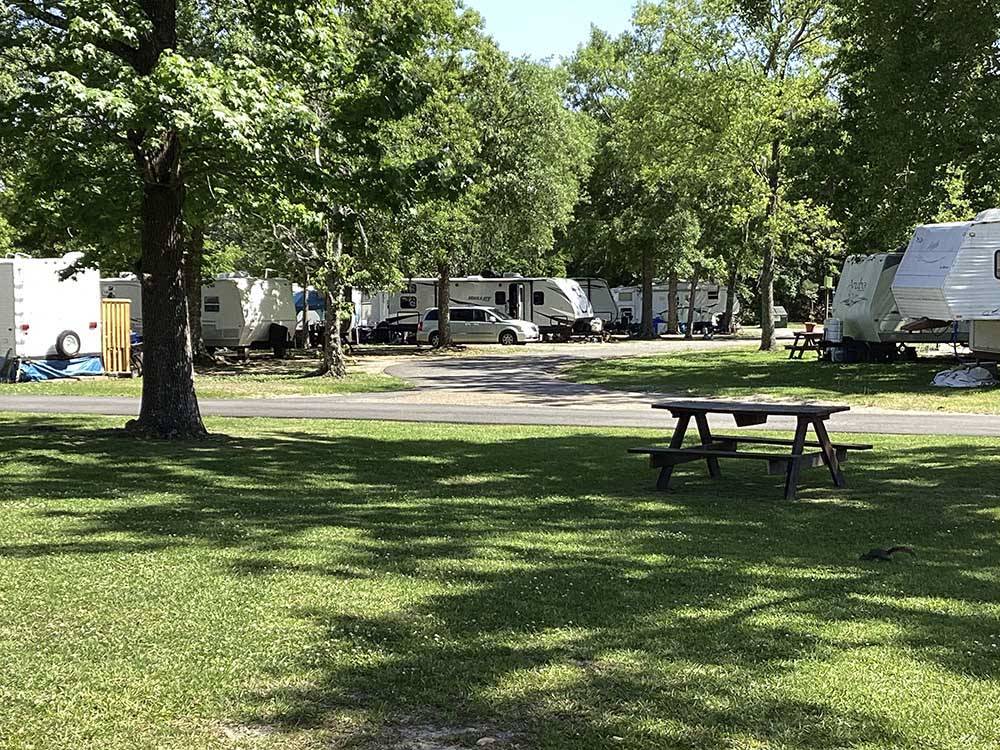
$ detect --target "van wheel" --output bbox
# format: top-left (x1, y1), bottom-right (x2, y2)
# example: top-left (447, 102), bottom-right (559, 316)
top-left (56, 330), bottom-right (82, 358)
top-left (428, 331), bottom-right (441, 348)
top-left (499, 331), bottom-right (517, 346)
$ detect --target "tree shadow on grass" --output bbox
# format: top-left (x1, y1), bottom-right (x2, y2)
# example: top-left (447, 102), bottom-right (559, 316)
top-left (1, 416), bottom-right (998, 747)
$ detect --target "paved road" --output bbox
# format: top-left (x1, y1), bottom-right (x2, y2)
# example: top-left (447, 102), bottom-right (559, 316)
top-left (0, 338), bottom-right (996, 436)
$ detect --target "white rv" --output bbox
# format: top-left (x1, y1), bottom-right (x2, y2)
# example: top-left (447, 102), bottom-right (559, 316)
top-left (101, 274), bottom-right (143, 335)
top-left (829, 253), bottom-right (965, 354)
top-left (389, 276), bottom-right (601, 338)
top-left (573, 278), bottom-right (619, 325)
top-left (892, 209), bottom-right (1000, 321)
top-left (611, 282), bottom-right (739, 330)
top-left (201, 274), bottom-right (297, 355)
top-left (0, 254), bottom-right (102, 364)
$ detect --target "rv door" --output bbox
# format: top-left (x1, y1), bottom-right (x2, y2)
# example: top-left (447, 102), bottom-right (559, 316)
top-left (508, 282), bottom-right (524, 320)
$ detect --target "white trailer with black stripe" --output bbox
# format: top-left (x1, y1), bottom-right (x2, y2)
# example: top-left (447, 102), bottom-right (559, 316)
top-left (388, 276), bottom-right (602, 340)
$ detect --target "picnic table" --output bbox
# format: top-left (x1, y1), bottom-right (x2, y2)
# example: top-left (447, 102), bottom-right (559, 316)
top-left (629, 399), bottom-right (873, 500)
top-left (786, 331), bottom-right (824, 359)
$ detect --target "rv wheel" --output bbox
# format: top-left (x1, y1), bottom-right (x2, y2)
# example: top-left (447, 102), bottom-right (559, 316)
top-left (499, 331), bottom-right (517, 346)
top-left (56, 330), bottom-right (82, 358)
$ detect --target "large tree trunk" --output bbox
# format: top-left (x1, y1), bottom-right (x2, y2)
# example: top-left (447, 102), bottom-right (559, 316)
top-left (322, 234), bottom-right (348, 378)
top-left (760, 139), bottom-right (781, 352)
top-left (685, 269), bottom-right (701, 340)
top-left (128, 138), bottom-right (206, 439)
top-left (437, 259), bottom-right (452, 348)
top-left (183, 225), bottom-right (210, 364)
top-left (667, 274), bottom-right (679, 334)
top-left (639, 248), bottom-right (656, 339)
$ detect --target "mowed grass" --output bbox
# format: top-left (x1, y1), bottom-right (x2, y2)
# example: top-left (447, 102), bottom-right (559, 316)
top-left (0, 360), bottom-right (409, 399)
top-left (565, 348), bottom-right (1000, 413)
top-left (0, 416), bottom-right (998, 749)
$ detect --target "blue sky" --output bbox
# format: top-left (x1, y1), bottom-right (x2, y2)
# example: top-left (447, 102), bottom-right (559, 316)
top-left (465, 0), bottom-right (635, 60)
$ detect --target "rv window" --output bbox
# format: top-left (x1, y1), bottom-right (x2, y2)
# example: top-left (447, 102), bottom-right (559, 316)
top-left (708, 289), bottom-right (720, 302)
top-left (495, 291), bottom-right (506, 305)
top-left (619, 292), bottom-right (633, 302)
top-left (995, 251), bottom-right (1000, 280)
top-left (452, 308), bottom-right (473, 322)
top-left (204, 296), bottom-right (220, 313)
top-left (400, 296), bottom-right (417, 309)
top-left (533, 291), bottom-right (545, 306)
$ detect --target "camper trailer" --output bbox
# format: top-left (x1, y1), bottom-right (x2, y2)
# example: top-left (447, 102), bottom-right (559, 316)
top-left (827, 253), bottom-right (964, 361)
top-left (573, 278), bottom-right (619, 326)
top-left (201, 274), bottom-right (297, 357)
top-left (388, 276), bottom-right (601, 339)
top-left (101, 274), bottom-right (143, 335)
top-left (892, 209), bottom-right (1000, 321)
top-left (611, 282), bottom-right (739, 333)
top-left (0, 254), bottom-right (103, 378)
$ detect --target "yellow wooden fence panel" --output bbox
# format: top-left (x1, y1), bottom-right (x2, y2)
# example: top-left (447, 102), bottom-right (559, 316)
top-left (101, 299), bottom-right (132, 375)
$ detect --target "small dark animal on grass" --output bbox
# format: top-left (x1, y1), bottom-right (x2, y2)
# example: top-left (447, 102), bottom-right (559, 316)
top-left (860, 546), bottom-right (916, 561)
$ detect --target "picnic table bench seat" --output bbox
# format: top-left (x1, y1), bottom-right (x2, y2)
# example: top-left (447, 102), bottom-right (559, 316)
top-left (631, 399), bottom-right (873, 499)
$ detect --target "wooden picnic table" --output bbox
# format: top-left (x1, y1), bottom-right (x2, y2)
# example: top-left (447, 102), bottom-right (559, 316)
top-left (786, 331), bottom-right (824, 359)
top-left (629, 399), bottom-right (872, 500)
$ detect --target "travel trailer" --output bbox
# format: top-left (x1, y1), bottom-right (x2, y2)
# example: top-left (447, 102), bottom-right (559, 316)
top-left (388, 276), bottom-right (601, 339)
top-left (573, 278), bottom-right (619, 325)
top-left (826, 253), bottom-right (965, 361)
top-left (612, 282), bottom-right (739, 332)
top-left (101, 274), bottom-right (143, 335)
top-left (201, 274), bottom-right (297, 356)
top-left (0, 253), bottom-right (103, 377)
top-left (892, 209), bottom-right (1000, 321)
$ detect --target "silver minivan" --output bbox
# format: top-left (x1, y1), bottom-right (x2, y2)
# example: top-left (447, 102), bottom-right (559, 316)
top-left (418, 306), bottom-right (541, 347)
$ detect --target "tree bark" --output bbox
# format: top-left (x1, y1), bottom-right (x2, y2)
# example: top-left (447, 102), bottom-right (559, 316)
top-left (760, 138), bottom-right (781, 352)
top-left (437, 259), bottom-right (452, 347)
top-left (640, 248), bottom-right (656, 339)
top-left (667, 274), bottom-right (679, 334)
top-left (183, 225), bottom-right (211, 363)
top-left (322, 233), bottom-right (348, 378)
top-left (128, 136), bottom-right (206, 439)
top-left (724, 265), bottom-right (738, 334)
top-left (301, 269), bottom-right (310, 349)
top-left (685, 269), bottom-right (701, 340)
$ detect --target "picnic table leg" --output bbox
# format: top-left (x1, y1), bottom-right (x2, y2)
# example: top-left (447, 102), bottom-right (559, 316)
top-left (694, 413), bottom-right (722, 479)
top-left (784, 417), bottom-right (810, 501)
top-left (657, 414), bottom-right (691, 491)
top-left (812, 418), bottom-right (847, 488)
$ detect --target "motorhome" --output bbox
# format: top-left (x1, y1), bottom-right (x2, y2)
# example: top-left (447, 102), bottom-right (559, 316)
top-left (892, 209), bottom-right (1000, 321)
top-left (201, 274), bottom-right (297, 356)
top-left (573, 278), bottom-right (619, 326)
top-left (388, 276), bottom-right (601, 339)
top-left (827, 253), bottom-right (965, 360)
top-left (101, 274), bottom-right (143, 335)
top-left (611, 282), bottom-right (739, 330)
top-left (0, 253), bottom-right (103, 376)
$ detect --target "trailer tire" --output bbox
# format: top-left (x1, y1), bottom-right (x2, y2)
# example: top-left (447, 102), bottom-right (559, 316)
top-left (499, 330), bottom-right (518, 346)
top-left (56, 330), bottom-right (82, 358)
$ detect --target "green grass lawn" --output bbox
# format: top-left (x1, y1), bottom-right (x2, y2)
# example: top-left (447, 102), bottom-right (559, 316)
top-left (565, 348), bottom-right (1000, 413)
top-left (1, 415), bottom-right (998, 749)
top-left (0, 369), bottom-right (409, 399)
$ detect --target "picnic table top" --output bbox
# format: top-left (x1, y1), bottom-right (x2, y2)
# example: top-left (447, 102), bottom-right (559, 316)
top-left (651, 399), bottom-right (850, 417)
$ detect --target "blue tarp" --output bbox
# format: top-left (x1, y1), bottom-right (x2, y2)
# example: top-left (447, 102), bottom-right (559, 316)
top-left (294, 289), bottom-right (326, 313)
top-left (17, 356), bottom-right (105, 382)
